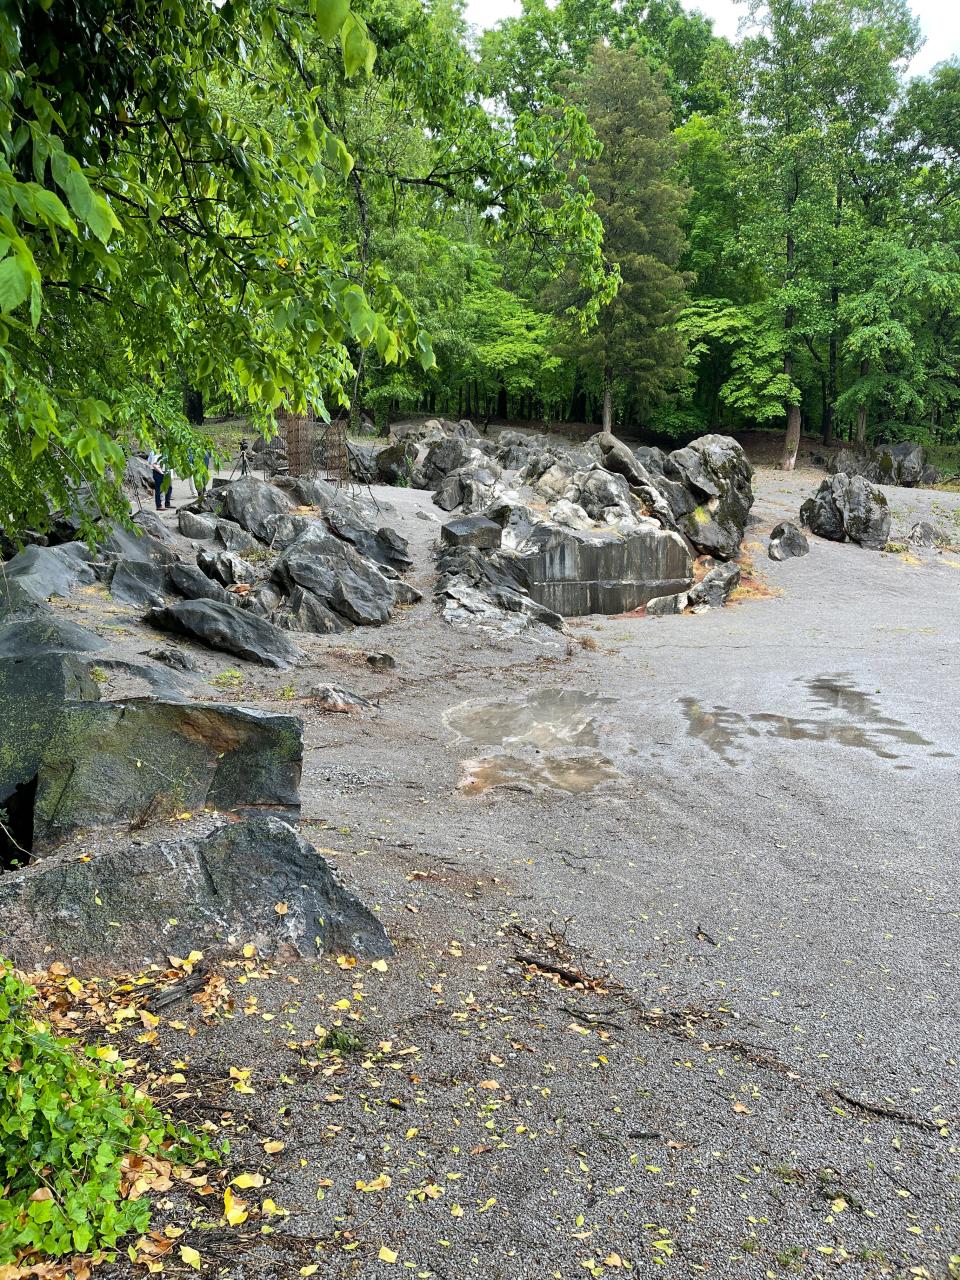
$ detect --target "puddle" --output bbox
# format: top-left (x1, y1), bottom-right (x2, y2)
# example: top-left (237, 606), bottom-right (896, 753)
top-left (445, 688), bottom-right (620, 795)
top-left (681, 675), bottom-right (950, 766)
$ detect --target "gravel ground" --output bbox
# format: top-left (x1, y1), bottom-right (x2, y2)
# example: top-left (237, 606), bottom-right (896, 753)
top-left (46, 463), bottom-right (960, 1280)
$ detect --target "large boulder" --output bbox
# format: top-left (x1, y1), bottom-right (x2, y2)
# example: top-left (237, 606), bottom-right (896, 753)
top-left (658, 435), bottom-right (754, 560)
top-left (0, 816), bottom-right (390, 972)
top-left (178, 509), bottom-right (217, 540)
top-left (516, 521), bottom-right (692, 617)
top-left (214, 518), bottom-right (260, 555)
top-left (422, 437), bottom-right (482, 488)
top-left (375, 439), bottom-right (418, 486)
top-left (876, 440), bottom-right (925, 487)
top-left (800, 473), bottom-right (890, 549)
top-left (441, 515), bottom-right (503, 550)
top-left (30, 700), bottom-right (301, 850)
top-left (166, 561), bottom-right (233, 604)
top-left (326, 508), bottom-right (413, 572)
top-left (277, 586), bottom-right (348, 635)
top-left (0, 543), bottom-right (97, 612)
top-left (577, 468), bottom-right (634, 521)
top-left (209, 476), bottom-right (294, 540)
top-left (687, 561), bottom-right (741, 611)
top-left (108, 558), bottom-right (166, 609)
top-left (273, 532), bottom-right (396, 626)
top-left (436, 545), bottom-right (563, 633)
top-left (147, 599), bottom-right (302, 667)
top-left (197, 547), bottom-right (258, 587)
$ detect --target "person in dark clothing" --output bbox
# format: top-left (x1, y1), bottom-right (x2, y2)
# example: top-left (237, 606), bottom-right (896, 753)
top-left (147, 450), bottom-right (173, 509)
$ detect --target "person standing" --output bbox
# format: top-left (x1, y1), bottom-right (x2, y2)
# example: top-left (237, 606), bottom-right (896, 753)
top-left (146, 449), bottom-right (173, 510)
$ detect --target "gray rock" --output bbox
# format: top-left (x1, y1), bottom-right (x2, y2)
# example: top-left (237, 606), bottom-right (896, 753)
top-left (367, 652), bottom-right (396, 671)
top-left (104, 523), bottom-right (178, 566)
top-left (516, 521), bottom-right (692, 617)
top-left (0, 614), bottom-right (105, 658)
top-left (578, 468), bottom-right (633, 519)
top-left (375, 439), bottom-right (417, 486)
top-left (273, 532), bottom-right (396, 626)
top-left (876, 441), bottom-right (925, 487)
top-left (197, 547), bottom-right (257, 587)
top-left (441, 516), bottom-right (503, 550)
top-left (277, 586), bottom-right (347, 635)
top-left (0, 543), bottom-right (97, 611)
top-left (908, 521), bottom-right (945, 547)
top-left (178, 509), bottom-right (217, 540)
top-left (260, 512), bottom-right (327, 551)
top-left (327, 508), bottom-right (413, 571)
top-left (166, 561), bottom-right (233, 604)
top-left (29, 699), bottom-right (301, 849)
top-left (800, 474), bottom-right (890, 549)
top-left (0, 816), bottom-right (390, 972)
top-left (311, 684), bottom-right (374, 713)
top-left (659, 434), bottom-right (754, 560)
top-left (687, 561), bottom-right (741, 610)
top-left (109, 558), bottom-right (166, 608)
top-left (145, 647), bottom-right (201, 673)
top-left (435, 545), bottom-right (564, 633)
top-left (633, 445), bottom-right (666, 477)
top-left (147, 599), bottom-right (302, 668)
top-left (768, 521), bottom-right (810, 561)
top-left (209, 476), bottom-right (294, 540)
top-left (486, 500), bottom-right (539, 550)
top-left (646, 591), bottom-right (688, 616)
top-left (215, 518), bottom-right (260, 555)
top-left (422, 437), bottom-right (480, 488)
top-left (242, 580), bottom-right (285, 618)
top-left (393, 581), bottom-right (423, 605)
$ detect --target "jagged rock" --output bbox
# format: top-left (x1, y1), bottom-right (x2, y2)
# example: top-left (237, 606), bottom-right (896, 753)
top-left (125, 455), bottom-right (154, 493)
top-left (104, 523), bottom-right (178, 566)
top-left (277, 586), bottom-right (347, 635)
top-left (261, 512), bottom-right (327, 551)
top-left (800, 473), bottom-right (890, 549)
top-left (375, 439), bottom-right (417, 485)
top-left (393, 581), bottom-right (423, 605)
top-left (279, 476), bottom-right (342, 509)
top-left (516, 521), bottom-right (692, 617)
top-left (0, 543), bottom-right (97, 612)
top-left (0, 613), bottom-right (105, 658)
top-left (921, 464), bottom-right (941, 486)
top-left (215, 518), bottom-right (260, 555)
top-left (310, 684), bottom-right (374, 713)
top-left (578, 468), bottom-right (633, 520)
top-left (436, 545), bottom-right (564, 633)
top-left (28, 700), bottom-right (301, 849)
top-left (273, 532), bottom-right (396, 626)
top-left (422, 437), bottom-right (481, 488)
top-left (166, 561), bottom-right (233, 604)
top-left (347, 442), bottom-right (378, 484)
top-left (197, 547), bottom-right (258, 587)
top-left (242, 580), bottom-right (285, 618)
top-left (658, 435), bottom-right (754, 560)
top-left (0, 816), bottom-right (389, 972)
top-left (687, 561), bottom-right (741, 610)
top-left (533, 462), bottom-right (578, 503)
top-left (109, 558), bottom-right (166, 608)
top-left (208, 476), bottom-right (294, 540)
top-left (486, 500), bottom-right (538, 551)
top-left (768, 521), bottom-right (810, 561)
top-left (178, 509), bottom-right (217, 540)
top-left (145, 647), bottom-right (202, 673)
top-left (875, 441), bottom-right (925, 487)
top-left (441, 515), bottom-right (503, 550)
top-left (908, 521), bottom-right (945, 547)
top-left (633, 445), bottom-right (666, 477)
top-left (366, 652), bottom-right (396, 671)
top-left (326, 508), bottom-right (413, 572)
top-left (646, 591), bottom-right (688, 616)
top-left (147, 599), bottom-right (302, 667)
top-left (434, 471), bottom-right (465, 511)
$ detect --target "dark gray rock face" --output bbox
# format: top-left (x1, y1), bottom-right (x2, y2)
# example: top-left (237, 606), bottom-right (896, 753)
top-left (0, 543), bottom-right (97, 611)
top-left (178, 509), bottom-right (217, 540)
top-left (659, 435), bottom-right (754, 559)
top-left (273, 532), bottom-right (395, 626)
top-left (242, 580), bottom-right (284, 618)
top-left (422, 438), bottom-right (480, 488)
top-left (147, 599), bottom-right (302, 668)
top-left (166, 561), bottom-right (233, 604)
top-left (441, 516), bottom-right (503, 550)
top-left (109, 558), bottom-right (166, 608)
top-left (633, 445), bottom-right (666, 477)
top-left (517, 522), bottom-right (692, 617)
top-left (31, 700), bottom-right (302, 849)
top-left (278, 586), bottom-right (347, 635)
top-left (375, 439), bottom-right (417, 485)
top-left (435, 545), bottom-right (564, 632)
top-left (687, 561), bottom-right (741, 610)
top-left (768, 521), bottom-right (810, 561)
top-left (646, 591), bottom-right (688, 616)
top-left (0, 613), bottom-right (105, 658)
top-left (214, 518), bottom-right (260, 555)
top-left (800, 474), bottom-right (890, 549)
top-left (830, 441), bottom-right (929, 488)
top-left (578, 468), bottom-right (633, 520)
top-left (209, 476), bottom-right (294, 540)
top-left (261, 512), bottom-right (327, 551)
top-left (104, 523), bottom-right (178, 566)
top-left (197, 547), bottom-right (257, 587)
top-left (0, 816), bottom-right (389, 973)
top-left (327, 508), bottom-right (413, 572)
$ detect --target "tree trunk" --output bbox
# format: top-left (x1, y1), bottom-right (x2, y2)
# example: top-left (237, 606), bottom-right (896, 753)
top-left (183, 386), bottom-right (204, 426)
top-left (780, 226), bottom-right (800, 471)
top-left (602, 363), bottom-right (613, 432)
top-left (854, 358), bottom-right (869, 446)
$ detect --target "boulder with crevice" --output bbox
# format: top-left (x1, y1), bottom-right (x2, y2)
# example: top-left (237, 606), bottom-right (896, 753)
top-left (800, 473), bottom-right (891, 550)
top-left (166, 561), bottom-right (233, 604)
top-left (147, 599), bottom-right (302, 667)
top-left (0, 816), bottom-right (389, 972)
top-left (273, 531), bottom-right (396, 627)
top-left (205, 475), bottom-right (294, 540)
top-left (768, 521), bottom-right (810, 561)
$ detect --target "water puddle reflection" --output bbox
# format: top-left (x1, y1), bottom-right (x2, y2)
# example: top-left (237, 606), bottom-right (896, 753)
top-left (681, 675), bottom-right (950, 767)
top-left (446, 688), bottom-right (620, 795)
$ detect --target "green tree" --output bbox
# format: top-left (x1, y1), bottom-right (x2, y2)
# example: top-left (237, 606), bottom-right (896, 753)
top-left (561, 44), bottom-right (688, 431)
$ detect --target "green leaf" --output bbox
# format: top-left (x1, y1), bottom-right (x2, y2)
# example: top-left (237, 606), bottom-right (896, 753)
top-left (341, 12), bottom-right (374, 78)
top-left (0, 256), bottom-right (31, 314)
top-left (313, 0), bottom-right (350, 41)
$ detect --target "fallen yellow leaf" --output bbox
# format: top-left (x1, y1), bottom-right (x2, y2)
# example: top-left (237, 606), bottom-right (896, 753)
top-left (378, 1246), bottom-right (398, 1264)
top-left (180, 1245), bottom-right (201, 1270)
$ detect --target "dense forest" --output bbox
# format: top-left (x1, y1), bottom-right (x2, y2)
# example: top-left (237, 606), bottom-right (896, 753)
top-left (1, 0), bottom-right (959, 536)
